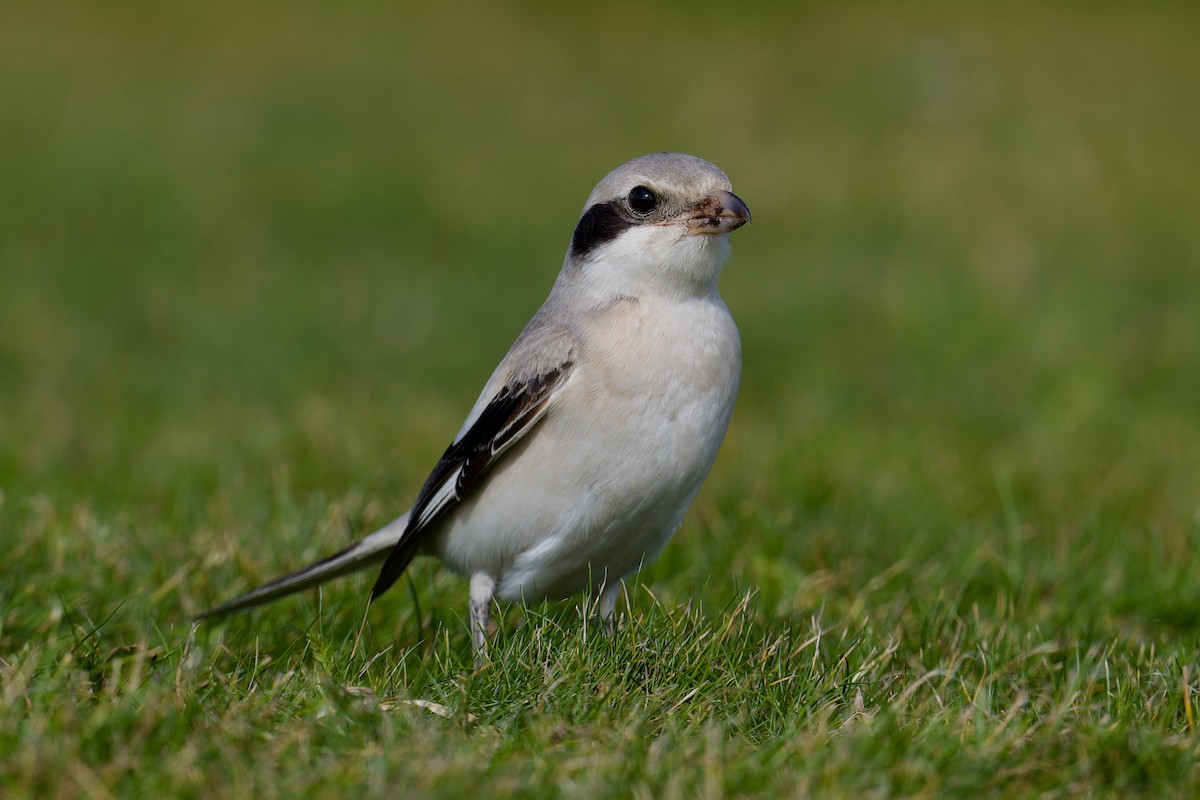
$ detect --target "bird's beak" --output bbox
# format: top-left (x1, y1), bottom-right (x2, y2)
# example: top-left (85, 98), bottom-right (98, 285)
top-left (682, 189), bottom-right (752, 235)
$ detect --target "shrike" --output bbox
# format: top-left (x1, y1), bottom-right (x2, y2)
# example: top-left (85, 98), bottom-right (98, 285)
top-left (198, 152), bottom-right (752, 653)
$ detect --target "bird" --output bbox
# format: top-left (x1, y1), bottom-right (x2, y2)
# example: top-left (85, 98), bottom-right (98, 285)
top-left (197, 152), bottom-right (751, 655)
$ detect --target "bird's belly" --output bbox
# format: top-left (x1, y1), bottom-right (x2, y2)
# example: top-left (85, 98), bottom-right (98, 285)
top-left (433, 301), bottom-right (739, 600)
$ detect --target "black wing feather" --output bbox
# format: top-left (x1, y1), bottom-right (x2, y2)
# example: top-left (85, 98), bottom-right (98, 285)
top-left (370, 362), bottom-right (574, 599)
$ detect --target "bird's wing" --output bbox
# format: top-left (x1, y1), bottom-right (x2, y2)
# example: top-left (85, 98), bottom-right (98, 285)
top-left (194, 321), bottom-right (579, 620)
top-left (370, 328), bottom-right (578, 598)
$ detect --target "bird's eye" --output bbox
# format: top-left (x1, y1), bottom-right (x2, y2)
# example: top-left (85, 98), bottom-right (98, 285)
top-left (627, 185), bottom-right (658, 215)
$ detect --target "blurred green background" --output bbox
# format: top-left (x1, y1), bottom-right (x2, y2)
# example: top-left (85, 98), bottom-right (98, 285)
top-left (3, 0), bottom-right (1199, 679)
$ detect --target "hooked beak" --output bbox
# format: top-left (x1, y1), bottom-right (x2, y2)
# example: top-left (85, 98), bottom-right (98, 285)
top-left (683, 189), bottom-right (752, 235)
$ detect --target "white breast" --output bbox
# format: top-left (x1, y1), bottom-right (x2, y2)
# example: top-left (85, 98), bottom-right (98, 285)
top-left (432, 292), bottom-right (741, 601)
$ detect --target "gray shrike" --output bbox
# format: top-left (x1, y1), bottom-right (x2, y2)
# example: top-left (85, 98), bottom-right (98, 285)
top-left (198, 152), bottom-right (751, 653)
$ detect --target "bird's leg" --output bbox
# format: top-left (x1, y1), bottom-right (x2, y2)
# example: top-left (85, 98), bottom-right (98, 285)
top-left (469, 572), bottom-right (496, 666)
top-left (598, 580), bottom-right (620, 636)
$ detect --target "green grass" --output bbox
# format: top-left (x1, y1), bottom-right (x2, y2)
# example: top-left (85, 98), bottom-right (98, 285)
top-left (3, 1), bottom-right (1200, 796)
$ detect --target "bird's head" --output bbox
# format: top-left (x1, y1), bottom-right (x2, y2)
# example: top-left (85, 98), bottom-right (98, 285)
top-left (564, 153), bottom-right (751, 299)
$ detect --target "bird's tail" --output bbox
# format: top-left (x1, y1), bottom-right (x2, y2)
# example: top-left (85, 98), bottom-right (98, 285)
top-left (195, 512), bottom-right (410, 620)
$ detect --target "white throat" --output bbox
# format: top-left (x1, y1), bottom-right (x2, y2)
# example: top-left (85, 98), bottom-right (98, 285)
top-left (570, 225), bottom-right (733, 302)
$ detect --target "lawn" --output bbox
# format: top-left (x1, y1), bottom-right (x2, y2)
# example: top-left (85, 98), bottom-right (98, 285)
top-left (2, 1), bottom-right (1199, 797)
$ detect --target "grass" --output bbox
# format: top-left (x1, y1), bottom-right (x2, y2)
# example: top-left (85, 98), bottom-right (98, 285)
top-left (2, 1), bottom-right (1199, 796)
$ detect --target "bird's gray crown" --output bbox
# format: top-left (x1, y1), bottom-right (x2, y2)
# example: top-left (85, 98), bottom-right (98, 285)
top-left (581, 152), bottom-right (732, 211)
